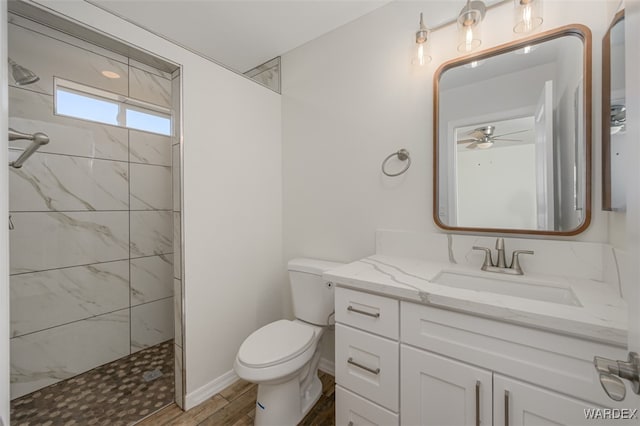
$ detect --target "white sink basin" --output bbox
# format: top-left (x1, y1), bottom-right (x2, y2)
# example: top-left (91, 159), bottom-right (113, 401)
top-left (432, 271), bottom-right (582, 307)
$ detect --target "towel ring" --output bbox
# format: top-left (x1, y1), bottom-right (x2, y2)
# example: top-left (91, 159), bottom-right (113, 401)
top-left (382, 149), bottom-right (411, 177)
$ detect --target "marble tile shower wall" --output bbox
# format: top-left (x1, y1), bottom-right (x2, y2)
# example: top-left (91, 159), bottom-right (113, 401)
top-left (8, 21), bottom-right (175, 399)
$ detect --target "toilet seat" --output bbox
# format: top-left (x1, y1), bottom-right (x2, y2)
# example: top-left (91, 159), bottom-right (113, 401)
top-left (237, 320), bottom-right (315, 368)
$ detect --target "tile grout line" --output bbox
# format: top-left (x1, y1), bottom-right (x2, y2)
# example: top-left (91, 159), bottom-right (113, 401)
top-left (9, 252), bottom-right (174, 276)
top-left (9, 137), bottom-right (171, 167)
top-left (11, 306), bottom-right (131, 340)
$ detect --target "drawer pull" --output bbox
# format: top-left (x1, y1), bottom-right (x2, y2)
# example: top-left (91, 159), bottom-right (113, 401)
top-left (347, 305), bottom-right (380, 318)
top-left (347, 357), bottom-right (380, 375)
top-left (475, 381), bottom-right (480, 426)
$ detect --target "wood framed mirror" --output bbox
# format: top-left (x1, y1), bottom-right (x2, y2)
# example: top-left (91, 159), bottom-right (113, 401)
top-left (602, 10), bottom-right (625, 211)
top-left (434, 25), bottom-right (592, 236)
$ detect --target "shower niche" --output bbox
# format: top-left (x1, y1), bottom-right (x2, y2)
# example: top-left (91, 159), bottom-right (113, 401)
top-left (7, 3), bottom-right (185, 422)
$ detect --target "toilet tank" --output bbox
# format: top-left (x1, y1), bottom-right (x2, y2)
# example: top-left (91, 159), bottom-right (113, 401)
top-left (288, 258), bottom-right (344, 326)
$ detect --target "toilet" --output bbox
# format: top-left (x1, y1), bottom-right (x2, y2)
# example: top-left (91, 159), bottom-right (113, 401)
top-left (233, 258), bottom-right (343, 426)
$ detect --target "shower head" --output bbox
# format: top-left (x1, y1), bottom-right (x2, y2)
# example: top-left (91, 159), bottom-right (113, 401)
top-left (8, 58), bottom-right (40, 86)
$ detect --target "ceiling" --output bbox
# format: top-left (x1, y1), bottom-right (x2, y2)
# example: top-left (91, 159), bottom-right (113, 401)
top-left (440, 35), bottom-right (581, 90)
top-left (89, 0), bottom-right (393, 73)
top-left (88, 0), bottom-right (505, 74)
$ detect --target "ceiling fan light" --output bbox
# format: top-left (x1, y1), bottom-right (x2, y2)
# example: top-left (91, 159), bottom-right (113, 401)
top-left (476, 141), bottom-right (493, 149)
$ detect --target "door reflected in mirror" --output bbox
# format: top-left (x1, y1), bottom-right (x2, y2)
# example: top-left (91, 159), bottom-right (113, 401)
top-left (455, 117), bottom-right (538, 229)
top-left (434, 25), bottom-right (592, 235)
top-left (602, 11), bottom-right (625, 211)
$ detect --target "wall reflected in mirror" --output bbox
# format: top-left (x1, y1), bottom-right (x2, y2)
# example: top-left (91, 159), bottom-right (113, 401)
top-left (602, 11), bottom-right (625, 211)
top-left (434, 26), bottom-right (591, 235)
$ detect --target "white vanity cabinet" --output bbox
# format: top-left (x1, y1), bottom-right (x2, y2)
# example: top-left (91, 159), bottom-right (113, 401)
top-left (335, 287), bottom-right (400, 425)
top-left (334, 286), bottom-right (630, 426)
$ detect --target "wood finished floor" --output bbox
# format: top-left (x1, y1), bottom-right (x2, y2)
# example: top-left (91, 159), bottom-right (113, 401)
top-left (136, 371), bottom-right (335, 426)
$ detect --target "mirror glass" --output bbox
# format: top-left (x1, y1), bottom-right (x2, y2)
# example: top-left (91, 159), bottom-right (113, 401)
top-left (602, 12), bottom-right (625, 211)
top-left (435, 27), bottom-right (591, 235)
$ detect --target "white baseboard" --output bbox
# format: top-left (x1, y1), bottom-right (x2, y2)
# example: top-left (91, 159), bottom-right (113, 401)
top-left (185, 360), bottom-right (334, 410)
top-left (184, 369), bottom-right (239, 410)
top-left (318, 357), bottom-right (335, 376)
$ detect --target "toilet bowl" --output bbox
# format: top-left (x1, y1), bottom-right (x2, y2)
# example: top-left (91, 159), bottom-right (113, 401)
top-left (233, 258), bottom-right (343, 426)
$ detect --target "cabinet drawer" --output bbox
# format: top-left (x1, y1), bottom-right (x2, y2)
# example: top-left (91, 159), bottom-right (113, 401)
top-left (336, 287), bottom-right (399, 339)
top-left (336, 385), bottom-right (399, 426)
top-left (335, 324), bottom-right (399, 412)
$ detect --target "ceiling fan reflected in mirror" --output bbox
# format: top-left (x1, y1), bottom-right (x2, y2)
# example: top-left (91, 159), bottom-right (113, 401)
top-left (610, 104), bottom-right (626, 134)
top-left (456, 125), bottom-right (528, 149)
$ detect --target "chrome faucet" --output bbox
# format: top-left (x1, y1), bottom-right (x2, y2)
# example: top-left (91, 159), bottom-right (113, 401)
top-left (472, 238), bottom-right (534, 275)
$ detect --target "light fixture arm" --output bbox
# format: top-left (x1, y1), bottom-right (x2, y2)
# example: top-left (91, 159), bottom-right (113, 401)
top-left (416, 12), bottom-right (429, 43)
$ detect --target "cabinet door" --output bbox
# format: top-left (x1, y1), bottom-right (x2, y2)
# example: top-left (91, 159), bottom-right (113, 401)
top-left (401, 345), bottom-right (492, 426)
top-left (494, 374), bottom-right (616, 426)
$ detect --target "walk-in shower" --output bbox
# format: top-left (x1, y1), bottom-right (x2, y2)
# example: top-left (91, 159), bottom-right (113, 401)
top-left (6, 2), bottom-right (185, 424)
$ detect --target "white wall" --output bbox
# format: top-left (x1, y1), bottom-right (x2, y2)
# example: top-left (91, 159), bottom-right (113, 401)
top-left (608, 0), bottom-right (629, 248)
top-left (27, 0), bottom-right (283, 409)
top-left (621, 0), bottom-right (640, 352)
top-left (1, 3), bottom-right (10, 423)
top-left (282, 1), bottom-right (611, 363)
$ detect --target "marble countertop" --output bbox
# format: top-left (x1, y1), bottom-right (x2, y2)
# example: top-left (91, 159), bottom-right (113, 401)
top-left (324, 255), bottom-right (628, 347)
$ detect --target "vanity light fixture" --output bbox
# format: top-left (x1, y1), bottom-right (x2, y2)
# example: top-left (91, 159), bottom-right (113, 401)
top-left (457, 0), bottom-right (486, 53)
top-left (513, 0), bottom-right (543, 33)
top-left (412, 13), bottom-right (431, 66)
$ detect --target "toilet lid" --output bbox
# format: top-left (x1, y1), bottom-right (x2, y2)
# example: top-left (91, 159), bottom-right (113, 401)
top-left (237, 320), bottom-right (315, 368)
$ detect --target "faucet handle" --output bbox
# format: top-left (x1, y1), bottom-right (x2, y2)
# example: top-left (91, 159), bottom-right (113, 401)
top-left (510, 250), bottom-right (534, 275)
top-left (495, 237), bottom-right (505, 250)
top-left (472, 246), bottom-right (493, 269)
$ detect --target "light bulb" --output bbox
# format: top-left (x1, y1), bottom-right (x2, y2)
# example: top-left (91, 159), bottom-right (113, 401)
top-left (465, 27), bottom-right (473, 49)
top-left (412, 12), bottom-right (431, 66)
top-left (457, 6), bottom-right (483, 53)
top-left (412, 41), bottom-right (431, 66)
top-left (522, 4), bottom-right (532, 31)
top-left (417, 44), bottom-right (426, 66)
top-left (514, 0), bottom-right (543, 33)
